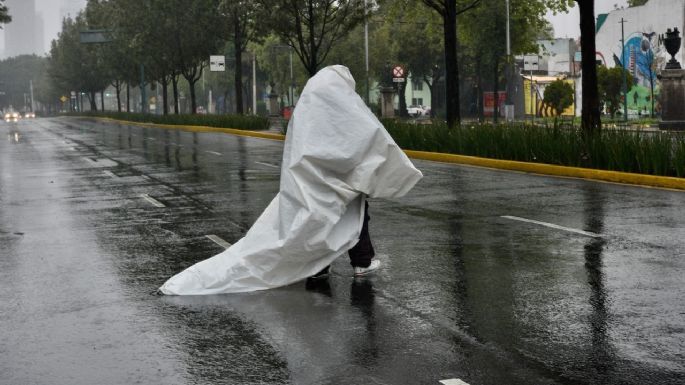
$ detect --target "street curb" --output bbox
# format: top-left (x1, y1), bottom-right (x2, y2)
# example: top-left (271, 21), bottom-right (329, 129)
top-left (95, 117), bottom-right (286, 141)
top-left (404, 150), bottom-right (685, 191)
top-left (87, 117), bottom-right (685, 192)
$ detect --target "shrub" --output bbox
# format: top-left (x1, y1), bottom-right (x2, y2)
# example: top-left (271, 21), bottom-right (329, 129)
top-left (66, 111), bottom-right (270, 131)
top-left (382, 119), bottom-right (685, 178)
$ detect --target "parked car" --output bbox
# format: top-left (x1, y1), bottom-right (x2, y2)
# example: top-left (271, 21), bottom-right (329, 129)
top-left (407, 105), bottom-right (427, 117)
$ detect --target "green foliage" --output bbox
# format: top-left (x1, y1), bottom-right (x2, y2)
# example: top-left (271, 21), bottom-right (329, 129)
top-left (48, 14), bottom-right (111, 110)
top-left (382, 119), bottom-right (685, 178)
top-left (0, 55), bottom-right (55, 111)
top-left (627, 0), bottom-right (648, 7)
top-left (543, 79), bottom-right (574, 116)
top-left (598, 65), bottom-right (634, 118)
top-left (261, 0), bottom-right (369, 76)
top-left (0, 0), bottom-right (10, 26)
top-left (68, 111), bottom-right (270, 131)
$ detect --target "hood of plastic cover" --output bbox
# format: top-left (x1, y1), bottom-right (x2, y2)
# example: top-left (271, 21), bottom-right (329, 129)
top-left (159, 65), bottom-right (423, 295)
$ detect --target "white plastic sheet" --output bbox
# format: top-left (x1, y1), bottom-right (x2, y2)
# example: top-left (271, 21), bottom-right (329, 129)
top-left (159, 65), bottom-right (423, 295)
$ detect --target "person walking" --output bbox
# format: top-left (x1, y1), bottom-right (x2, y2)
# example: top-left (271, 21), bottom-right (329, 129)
top-left (159, 65), bottom-right (422, 295)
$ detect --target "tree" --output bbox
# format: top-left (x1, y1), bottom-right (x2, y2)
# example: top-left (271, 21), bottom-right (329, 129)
top-left (543, 79), bottom-right (574, 117)
top-left (48, 15), bottom-right (110, 111)
top-left (459, 0), bottom-right (570, 122)
top-left (627, 0), bottom-right (648, 6)
top-left (262, 0), bottom-right (368, 77)
top-left (421, 0), bottom-right (481, 127)
top-left (598, 65), bottom-right (633, 118)
top-left (0, 0), bottom-right (10, 27)
top-left (220, 0), bottom-right (265, 114)
top-left (576, 0), bottom-right (601, 135)
top-left (0, 55), bottom-right (52, 112)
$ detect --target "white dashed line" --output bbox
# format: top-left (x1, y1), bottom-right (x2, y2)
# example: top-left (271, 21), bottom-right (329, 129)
top-left (144, 137), bottom-right (156, 141)
top-left (255, 161), bottom-right (279, 168)
top-left (205, 151), bottom-right (222, 156)
top-left (103, 170), bottom-right (117, 178)
top-left (83, 157), bottom-right (98, 165)
top-left (439, 380), bottom-right (469, 385)
top-left (205, 235), bottom-right (232, 249)
top-left (140, 194), bottom-right (166, 208)
top-left (501, 215), bottom-right (602, 238)
top-left (69, 147), bottom-right (77, 151)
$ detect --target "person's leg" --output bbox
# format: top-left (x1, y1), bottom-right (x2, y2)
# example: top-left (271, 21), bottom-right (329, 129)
top-left (348, 200), bottom-right (375, 268)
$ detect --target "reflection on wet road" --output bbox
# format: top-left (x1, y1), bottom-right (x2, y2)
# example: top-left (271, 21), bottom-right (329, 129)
top-left (1, 118), bottom-right (683, 385)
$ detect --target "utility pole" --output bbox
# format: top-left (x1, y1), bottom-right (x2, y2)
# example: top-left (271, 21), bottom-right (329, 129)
top-left (290, 48), bottom-right (294, 105)
top-left (504, 0), bottom-right (514, 121)
top-left (29, 80), bottom-right (35, 112)
top-left (620, 17), bottom-right (628, 121)
top-left (252, 53), bottom-right (257, 115)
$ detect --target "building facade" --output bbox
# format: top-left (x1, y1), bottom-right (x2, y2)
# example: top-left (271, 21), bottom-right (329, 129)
top-left (3, 0), bottom-right (41, 58)
top-left (595, 0), bottom-right (685, 114)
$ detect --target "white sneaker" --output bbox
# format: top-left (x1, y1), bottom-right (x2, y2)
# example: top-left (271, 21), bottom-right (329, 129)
top-left (353, 259), bottom-right (381, 277)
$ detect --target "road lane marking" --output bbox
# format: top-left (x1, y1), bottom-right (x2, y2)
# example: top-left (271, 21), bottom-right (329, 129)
top-left (140, 194), bottom-right (166, 208)
top-left (255, 161), bottom-right (279, 168)
top-left (144, 137), bottom-right (156, 141)
top-left (205, 235), bottom-right (232, 249)
top-left (69, 147), bottom-right (77, 151)
top-left (205, 150), bottom-right (222, 156)
top-left (440, 380), bottom-right (469, 385)
top-left (83, 157), bottom-right (98, 165)
top-left (501, 215), bottom-right (602, 238)
top-left (103, 170), bottom-right (117, 178)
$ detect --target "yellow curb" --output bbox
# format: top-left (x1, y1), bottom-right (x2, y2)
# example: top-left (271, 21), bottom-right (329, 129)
top-left (94, 117), bottom-right (286, 141)
top-left (405, 150), bottom-right (685, 191)
top-left (85, 116), bottom-right (685, 192)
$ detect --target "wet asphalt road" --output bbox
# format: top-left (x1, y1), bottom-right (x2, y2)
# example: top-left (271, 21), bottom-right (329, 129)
top-left (1, 117), bottom-right (684, 385)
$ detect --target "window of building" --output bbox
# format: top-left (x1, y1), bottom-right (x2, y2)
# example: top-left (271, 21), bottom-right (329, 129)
top-left (412, 80), bottom-right (423, 91)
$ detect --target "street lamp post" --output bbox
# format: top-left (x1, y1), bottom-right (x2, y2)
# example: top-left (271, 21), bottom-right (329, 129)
top-left (620, 18), bottom-right (628, 121)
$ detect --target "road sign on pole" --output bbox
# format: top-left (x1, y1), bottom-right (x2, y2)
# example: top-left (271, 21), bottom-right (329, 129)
top-left (210, 55), bottom-right (226, 72)
top-left (392, 66), bottom-right (405, 79)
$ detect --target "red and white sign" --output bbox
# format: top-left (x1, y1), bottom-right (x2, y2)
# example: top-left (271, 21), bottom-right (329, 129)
top-left (392, 66), bottom-right (404, 78)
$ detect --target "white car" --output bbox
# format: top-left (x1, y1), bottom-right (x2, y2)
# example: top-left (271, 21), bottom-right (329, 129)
top-left (407, 105), bottom-right (427, 117)
top-left (4, 111), bottom-right (20, 122)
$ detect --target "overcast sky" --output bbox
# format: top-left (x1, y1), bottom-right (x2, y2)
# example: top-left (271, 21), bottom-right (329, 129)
top-left (2, 0), bottom-right (630, 56)
top-left (546, 0), bottom-right (629, 39)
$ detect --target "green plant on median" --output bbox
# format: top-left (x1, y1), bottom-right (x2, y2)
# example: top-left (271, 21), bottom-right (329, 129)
top-left (67, 111), bottom-right (270, 131)
top-left (543, 79), bottom-right (574, 120)
top-left (382, 119), bottom-right (685, 178)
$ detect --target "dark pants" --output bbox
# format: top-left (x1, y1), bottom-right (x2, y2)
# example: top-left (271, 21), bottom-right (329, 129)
top-left (348, 200), bottom-right (375, 267)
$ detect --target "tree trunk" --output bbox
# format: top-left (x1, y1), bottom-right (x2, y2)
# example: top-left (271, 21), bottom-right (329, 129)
top-left (115, 81), bottom-right (121, 113)
top-left (577, 0), bottom-right (601, 135)
top-left (172, 75), bottom-right (180, 114)
top-left (100, 90), bottom-right (105, 112)
top-left (188, 79), bottom-right (197, 114)
top-left (442, 3), bottom-right (461, 128)
top-left (89, 92), bottom-right (97, 111)
top-left (161, 78), bottom-right (169, 115)
top-left (234, 16), bottom-right (244, 114)
top-left (126, 83), bottom-right (130, 113)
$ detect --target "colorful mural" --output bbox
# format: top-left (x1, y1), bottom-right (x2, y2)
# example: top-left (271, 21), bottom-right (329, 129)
top-left (620, 32), bottom-right (663, 114)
